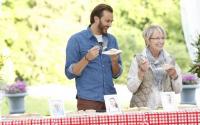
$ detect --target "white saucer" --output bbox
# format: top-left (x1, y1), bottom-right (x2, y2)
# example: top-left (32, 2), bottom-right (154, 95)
top-left (102, 49), bottom-right (122, 55)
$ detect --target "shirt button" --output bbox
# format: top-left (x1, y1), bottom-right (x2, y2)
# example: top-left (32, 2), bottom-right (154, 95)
top-left (102, 65), bottom-right (104, 67)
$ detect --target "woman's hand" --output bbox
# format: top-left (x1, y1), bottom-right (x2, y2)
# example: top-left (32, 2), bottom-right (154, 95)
top-left (138, 58), bottom-right (149, 80)
top-left (164, 64), bottom-right (178, 80)
top-left (139, 58), bottom-right (149, 72)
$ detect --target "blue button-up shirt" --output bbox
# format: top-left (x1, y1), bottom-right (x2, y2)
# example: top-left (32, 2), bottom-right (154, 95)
top-left (65, 27), bottom-right (122, 102)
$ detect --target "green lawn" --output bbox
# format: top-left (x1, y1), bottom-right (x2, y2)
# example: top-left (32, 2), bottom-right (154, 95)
top-left (1, 96), bottom-right (76, 115)
top-left (0, 84), bottom-right (131, 115)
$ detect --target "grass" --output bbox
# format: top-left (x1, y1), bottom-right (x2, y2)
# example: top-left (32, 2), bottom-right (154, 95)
top-left (0, 84), bottom-right (131, 115)
top-left (1, 96), bottom-right (76, 115)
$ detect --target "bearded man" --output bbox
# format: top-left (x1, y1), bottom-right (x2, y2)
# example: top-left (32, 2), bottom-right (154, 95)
top-left (65, 4), bottom-right (122, 112)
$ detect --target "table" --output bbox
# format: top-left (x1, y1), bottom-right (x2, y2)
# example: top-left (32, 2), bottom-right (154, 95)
top-left (1, 110), bottom-right (200, 125)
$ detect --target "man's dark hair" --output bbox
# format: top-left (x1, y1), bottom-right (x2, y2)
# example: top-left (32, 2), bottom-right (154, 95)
top-left (90, 4), bottom-right (113, 25)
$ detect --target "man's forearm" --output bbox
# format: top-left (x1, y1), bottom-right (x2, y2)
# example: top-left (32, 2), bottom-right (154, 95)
top-left (72, 55), bottom-right (89, 75)
top-left (111, 60), bottom-right (120, 76)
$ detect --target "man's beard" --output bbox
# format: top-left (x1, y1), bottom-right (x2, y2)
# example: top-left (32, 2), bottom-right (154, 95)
top-left (98, 21), bottom-right (108, 35)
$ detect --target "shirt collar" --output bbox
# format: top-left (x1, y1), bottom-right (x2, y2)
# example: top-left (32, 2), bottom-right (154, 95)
top-left (86, 26), bottom-right (108, 39)
top-left (86, 27), bottom-right (94, 39)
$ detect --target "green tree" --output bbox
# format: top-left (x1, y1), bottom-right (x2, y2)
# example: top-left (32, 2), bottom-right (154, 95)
top-left (0, 0), bottom-right (191, 85)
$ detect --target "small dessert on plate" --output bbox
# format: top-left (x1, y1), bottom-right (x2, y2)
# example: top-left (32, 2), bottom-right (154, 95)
top-left (102, 48), bottom-right (122, 55)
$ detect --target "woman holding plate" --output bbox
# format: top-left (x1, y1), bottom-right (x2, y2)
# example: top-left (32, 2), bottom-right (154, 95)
top-left (127, 25), bottom-right (182, 109)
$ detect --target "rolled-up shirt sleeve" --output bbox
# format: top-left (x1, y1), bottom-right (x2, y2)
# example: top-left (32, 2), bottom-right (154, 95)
top-left (65, 36), bottom-right (80, 79)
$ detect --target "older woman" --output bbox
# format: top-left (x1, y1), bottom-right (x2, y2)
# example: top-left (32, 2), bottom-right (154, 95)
top-left (127, 25), bottom-right (182, 109)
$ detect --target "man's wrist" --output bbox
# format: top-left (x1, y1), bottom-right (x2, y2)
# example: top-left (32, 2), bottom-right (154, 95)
top-left (84, 55), bottom-right (90, 62)
top-left (111, 60), bottom-right (118, 65)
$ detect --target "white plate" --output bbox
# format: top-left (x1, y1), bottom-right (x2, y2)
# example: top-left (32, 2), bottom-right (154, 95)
top-left (102, 49), bottom-right (122, 55)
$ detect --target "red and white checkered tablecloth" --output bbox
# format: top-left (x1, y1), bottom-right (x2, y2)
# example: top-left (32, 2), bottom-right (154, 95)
top-left (145, 110), bottom-right (200, 125)
top-left (1, 110), bottom-right (200, 125)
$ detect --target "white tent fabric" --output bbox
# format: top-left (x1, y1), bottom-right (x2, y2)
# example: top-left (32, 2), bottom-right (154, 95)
top-left (0, 0), bottom-right (2, 16)
top-left (180, 0), bottom-right (200, 62)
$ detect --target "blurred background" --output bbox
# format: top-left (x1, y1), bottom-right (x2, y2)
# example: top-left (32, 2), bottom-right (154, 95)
top-left (0, 0), bottom-right (195, 115)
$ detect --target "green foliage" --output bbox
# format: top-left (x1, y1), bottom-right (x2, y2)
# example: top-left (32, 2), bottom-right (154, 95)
top-left (0, 55), bottom-right (3, 71)
top-left (0, 0), bottom-right (190, 84)
top-left (165, 40), bottom-right (191, 72)
top-left (0, 55), bottom-right (4, 86)
top-left (0, 49), bottom-right (6, 87)
top-left (189, 35), bottom-right (200, 77)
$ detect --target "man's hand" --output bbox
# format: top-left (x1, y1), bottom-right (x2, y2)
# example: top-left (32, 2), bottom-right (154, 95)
top-left (85, 46), bottom-right (100, 61)
top-left (110, 54), bottom-right (119, 63)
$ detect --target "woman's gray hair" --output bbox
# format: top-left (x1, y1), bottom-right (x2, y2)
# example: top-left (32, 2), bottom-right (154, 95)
top-left (143, 25), bottom-right (166, 46)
